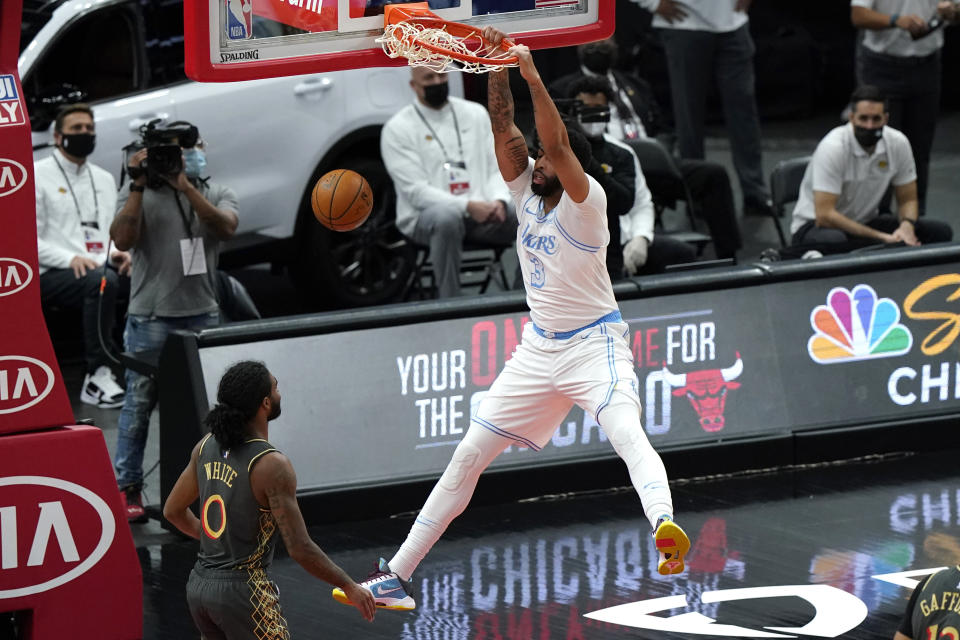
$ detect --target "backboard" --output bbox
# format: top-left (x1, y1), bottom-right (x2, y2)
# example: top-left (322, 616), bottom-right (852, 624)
top-left (185, 0), bottom-right (613, 81)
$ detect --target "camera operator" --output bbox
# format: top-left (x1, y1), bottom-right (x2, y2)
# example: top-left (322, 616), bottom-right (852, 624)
top-left (109, 120), bottom-right (239, 523)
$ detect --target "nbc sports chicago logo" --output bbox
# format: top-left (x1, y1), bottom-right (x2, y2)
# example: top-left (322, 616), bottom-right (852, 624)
top-left (807, 284), bottom-right (912, 364)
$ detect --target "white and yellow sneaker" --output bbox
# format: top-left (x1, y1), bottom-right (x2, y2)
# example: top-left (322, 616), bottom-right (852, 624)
top-left (654, 517), bottom-right (690, 576)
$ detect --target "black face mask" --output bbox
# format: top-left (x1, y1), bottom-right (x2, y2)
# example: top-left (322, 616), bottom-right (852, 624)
top-left (60, 133), bottom-right (96, 158)
top-left (581, 43), bottom-right (616, 75)
top-left (423, 82), bottom-right (449, 108)
top-left (853, 125), bottom-right (883, 149)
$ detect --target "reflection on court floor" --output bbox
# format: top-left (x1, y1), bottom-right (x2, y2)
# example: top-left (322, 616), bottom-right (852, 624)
top-left (143, 450), bottom-right (960, 639)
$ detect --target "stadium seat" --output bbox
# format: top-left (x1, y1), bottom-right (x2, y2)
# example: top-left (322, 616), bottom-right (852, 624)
top-left (769, 156), bottom-right (812, 247)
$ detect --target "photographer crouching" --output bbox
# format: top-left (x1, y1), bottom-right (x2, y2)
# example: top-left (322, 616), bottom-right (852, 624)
top-left (109, 120), bottom-right (239, 523)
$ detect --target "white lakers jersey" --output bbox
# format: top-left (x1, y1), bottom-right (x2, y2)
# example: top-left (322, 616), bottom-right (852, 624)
top-left (508, 159), bottom-right (618, 332)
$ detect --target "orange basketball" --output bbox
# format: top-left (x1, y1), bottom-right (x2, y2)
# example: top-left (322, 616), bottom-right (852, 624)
top-left (311, 169), bottom-right (374, 232)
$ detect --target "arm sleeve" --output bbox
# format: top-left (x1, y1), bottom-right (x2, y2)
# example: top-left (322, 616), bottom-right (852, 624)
top-left (622, 151), bottom-right (655, 244)
top-left (556, 175), bottom-right (609, 248)
top-left (850, 0), bottom-right (875, 8)
top-left (212, 185), bottom-right (240, 214)
top-left (810, 139), bottom-right (845, 195)
top-left (35, 183), bottom-right (76, 269)
top-left (381, 117), bottom-right (469, 214)
top-left (892, 135), bottom-right (919, 187)
top-left (95, 169), bottom-right (118, 242)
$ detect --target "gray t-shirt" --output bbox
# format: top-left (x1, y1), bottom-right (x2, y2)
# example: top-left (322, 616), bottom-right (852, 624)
top-left (117, 180), bottom-right (238, 317)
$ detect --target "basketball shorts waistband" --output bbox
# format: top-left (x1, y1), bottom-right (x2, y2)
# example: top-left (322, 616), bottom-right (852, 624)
top-left (532, 310), bottom-right (622, 340)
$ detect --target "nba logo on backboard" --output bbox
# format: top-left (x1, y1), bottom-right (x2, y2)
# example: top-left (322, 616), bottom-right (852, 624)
top-left (225, 0), bottom-right (253, 40)
top-left (0, 75), bottom-right (25, 128)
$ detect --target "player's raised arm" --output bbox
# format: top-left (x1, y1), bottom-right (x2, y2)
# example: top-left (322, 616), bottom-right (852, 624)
top-left (509, 39), bottom-right (590, 203)
top-left (483, 27), bottom-right (529, 182)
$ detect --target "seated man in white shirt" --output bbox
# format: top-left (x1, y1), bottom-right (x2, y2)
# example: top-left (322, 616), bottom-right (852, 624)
top-left (381, 68), bottom-right (517, 298)
top-left (36, 103), bottom-right (130, 408)
top-left (790, 85), bottom-right (952, 252)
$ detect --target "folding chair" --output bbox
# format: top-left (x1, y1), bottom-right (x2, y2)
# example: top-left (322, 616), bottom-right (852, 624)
top-left (769, 156), bottom-right (812, 247)
top-left (625, 138), bottom-right (712, 255)
top-left (403, 236), bottom-right (511, 300)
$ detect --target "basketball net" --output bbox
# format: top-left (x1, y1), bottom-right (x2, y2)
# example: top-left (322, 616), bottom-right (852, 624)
top-left (378, 3), bottom-right (519, 74)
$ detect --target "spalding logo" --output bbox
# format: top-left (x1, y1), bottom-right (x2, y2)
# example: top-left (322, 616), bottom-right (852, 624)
top-left (0, 476), bottom-right (115, 598)
top-left (0, 258), bottom-right (32, 297)
top-left (0, 159), bottom-right (27, 198)
top-left (0, 356), bottom-right (55, 415)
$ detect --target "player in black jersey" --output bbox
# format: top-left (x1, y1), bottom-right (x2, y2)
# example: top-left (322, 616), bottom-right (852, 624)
top-left (895, 565), bottom-right (960, 640)
top-left (164, 361), bottom-right (375, 639)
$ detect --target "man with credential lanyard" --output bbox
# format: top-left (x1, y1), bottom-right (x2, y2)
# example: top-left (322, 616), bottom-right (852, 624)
top-left (381, 67), bottom-right (517, 298)
top-left (35, 103), bottom-right (131, 409)
top-left (109, 121), bottom-right (239, 523)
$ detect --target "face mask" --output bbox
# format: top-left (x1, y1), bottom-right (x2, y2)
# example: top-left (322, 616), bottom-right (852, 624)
top-left (581, 43), bottom-right (616, 75)
top-left (183, 148), bottom-right (207, 178)
top-left (423, 82), bottom-right (449, 108)
top-left (60, 133), bottom-right (96, 158)
top-left (853, 125), bottom-right (883, 149)
top-left (580, 122), bottom-right (607, 138)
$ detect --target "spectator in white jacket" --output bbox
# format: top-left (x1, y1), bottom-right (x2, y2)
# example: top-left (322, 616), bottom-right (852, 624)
top-left (381, 68), bottom-right (517, 298)
top-left (35, 103), bottom-right (129, 408)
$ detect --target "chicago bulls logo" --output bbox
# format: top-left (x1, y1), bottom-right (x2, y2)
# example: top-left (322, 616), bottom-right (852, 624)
top-left (662, 353), bottom-right (743, 432)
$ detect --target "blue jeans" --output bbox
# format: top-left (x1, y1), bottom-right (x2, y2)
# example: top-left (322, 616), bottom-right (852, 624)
top-left (114, 312), bottom-right (219, 490)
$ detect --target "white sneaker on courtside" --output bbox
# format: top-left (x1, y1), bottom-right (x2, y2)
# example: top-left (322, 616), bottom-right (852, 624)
top-left (332, 558), bottom-right (416, 611)
top-left (80, 365), bottom-right (125, 409)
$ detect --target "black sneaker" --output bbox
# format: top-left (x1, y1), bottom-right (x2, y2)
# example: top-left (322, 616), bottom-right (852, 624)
top-left (743, 197), bottom-right (776, 218)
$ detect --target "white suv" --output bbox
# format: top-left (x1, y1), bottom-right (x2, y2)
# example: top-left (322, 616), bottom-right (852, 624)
top-left (21, 0), bottom-right (456, 307)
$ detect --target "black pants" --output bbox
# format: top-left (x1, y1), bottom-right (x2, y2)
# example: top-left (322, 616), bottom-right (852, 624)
top-left (40, 266), bottom-right (119, 373)
top-left (646, 159), bottom-right (743, 259)
top-left (642, 235), bottom-right (698, 274)
top-left (791, 215), bottom-right (953, 254)
top-left (857, 46), bottom-right (941, 215)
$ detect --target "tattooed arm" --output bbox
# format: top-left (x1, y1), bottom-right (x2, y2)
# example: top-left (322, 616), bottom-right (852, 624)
top-left (251, 453), bottom-right (376, 621)
top-left (485, 27), bottom-right (589, 202)
top-left (484, 28), bottom-right (529, 182)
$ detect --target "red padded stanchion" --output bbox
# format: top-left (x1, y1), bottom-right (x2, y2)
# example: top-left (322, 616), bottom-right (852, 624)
top-left (0, 426), bottom-right (142, 639)
top-left (0, 1), bottom-right (143, 637)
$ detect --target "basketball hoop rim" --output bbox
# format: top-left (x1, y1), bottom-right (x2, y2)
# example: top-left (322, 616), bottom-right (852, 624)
top-left (383, 4), bottom-right (519, 67)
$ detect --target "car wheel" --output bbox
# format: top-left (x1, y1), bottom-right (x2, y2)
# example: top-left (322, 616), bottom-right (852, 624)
top-left (294, 157), bottom-right (415, 309)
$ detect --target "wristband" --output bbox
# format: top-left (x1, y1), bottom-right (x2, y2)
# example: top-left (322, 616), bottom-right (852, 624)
top-left (901, 217), bottom-right (916, 226)
top-left (129, 184), bottom-right (145, 193)
top-left (890, 12), bottom-right (900, 27)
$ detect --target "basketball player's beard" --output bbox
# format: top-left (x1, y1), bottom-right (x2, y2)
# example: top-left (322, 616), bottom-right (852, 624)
top-left (531, 174), bottom-right (561, 198)
top-left (268, 400), bottom-right (281, 421)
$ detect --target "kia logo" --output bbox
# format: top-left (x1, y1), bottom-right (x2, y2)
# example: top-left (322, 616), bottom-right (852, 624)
top-left (0, 258), bottom-right (32, 297)
top-left (0, 356), bottom-right (55, 415)
top-left (0, 476), bottom-right (115, 598)
top-left (0, 159), bottom-right (27, 198)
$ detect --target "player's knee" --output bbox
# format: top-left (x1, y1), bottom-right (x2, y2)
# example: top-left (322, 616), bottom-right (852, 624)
top-left (438, 441), bottom-right (482, 493)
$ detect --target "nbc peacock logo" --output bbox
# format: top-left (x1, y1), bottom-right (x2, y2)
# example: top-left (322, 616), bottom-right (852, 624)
top-left (808, 284), bottom-right (913, 364)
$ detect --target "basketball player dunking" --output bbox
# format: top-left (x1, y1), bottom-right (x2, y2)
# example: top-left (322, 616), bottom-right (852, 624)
top-left (164, 361), bottom-right (375, 638)
top-left (333, 30), bottom-right (690, 612)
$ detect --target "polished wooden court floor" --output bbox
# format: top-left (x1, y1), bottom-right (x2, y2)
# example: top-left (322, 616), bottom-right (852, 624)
top-left (141, 449), bottom-right (960, 639)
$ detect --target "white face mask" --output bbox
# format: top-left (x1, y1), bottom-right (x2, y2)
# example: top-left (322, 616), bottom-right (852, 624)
top-left (581, 122), bottom-right (607, 138)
